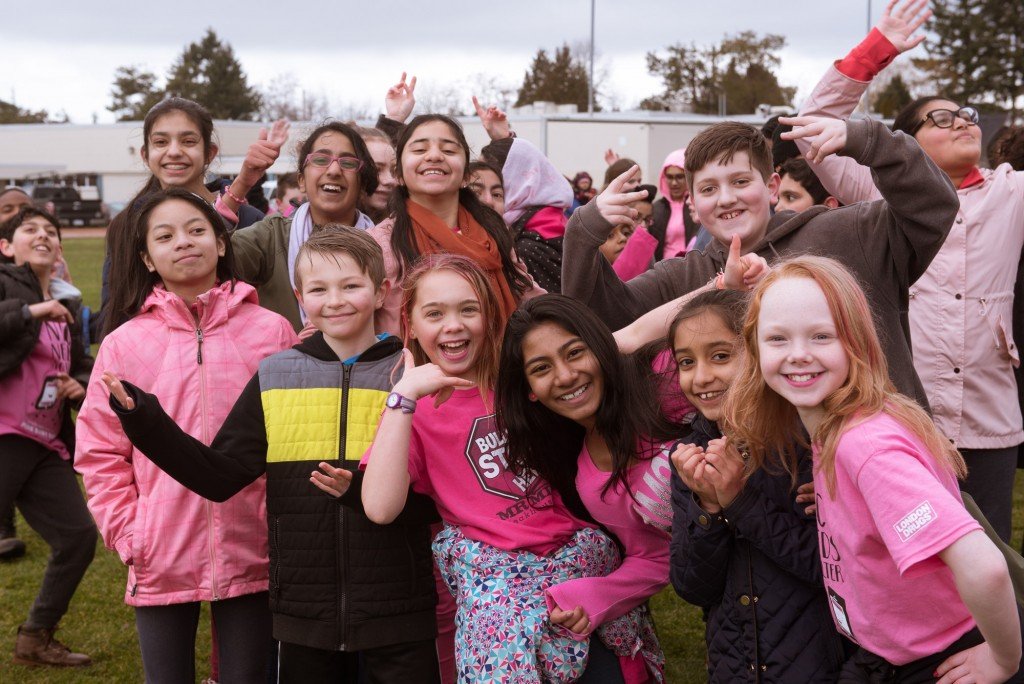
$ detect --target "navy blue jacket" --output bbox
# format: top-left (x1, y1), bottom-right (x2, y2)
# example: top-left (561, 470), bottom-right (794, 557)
top-left (670, 415), bottom-right (847, 682)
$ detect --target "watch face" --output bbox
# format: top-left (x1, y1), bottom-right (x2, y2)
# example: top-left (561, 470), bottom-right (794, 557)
top-left (387, 393), bottom-right (401, 408)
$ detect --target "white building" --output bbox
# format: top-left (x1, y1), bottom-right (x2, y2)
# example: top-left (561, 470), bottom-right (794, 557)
top-left (0, 110), bottom-right (776, 206)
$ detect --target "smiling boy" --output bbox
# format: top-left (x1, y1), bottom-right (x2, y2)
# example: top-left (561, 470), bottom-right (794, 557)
top-left (0, 207), bottom-right (96, 667)
top-left (562, 116), bottom-right (958, 408)
top-left (104, 226), bottom-right (441, 682)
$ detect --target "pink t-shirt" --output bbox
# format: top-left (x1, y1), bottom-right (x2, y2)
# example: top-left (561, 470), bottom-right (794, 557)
top-left (813, 411), bottom-right (981, 665)
top-left (546, 442), bottom-right (672, 638)
top-left (0, 320), bottom-right (72, 458)
top-left (365, 387), bottom-right (589, 555)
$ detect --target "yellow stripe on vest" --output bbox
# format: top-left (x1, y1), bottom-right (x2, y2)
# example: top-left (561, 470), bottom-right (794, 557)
top-left (263, 387), bottom-right (341, 463)
top-left (261, 387), bottom-right (389, 463)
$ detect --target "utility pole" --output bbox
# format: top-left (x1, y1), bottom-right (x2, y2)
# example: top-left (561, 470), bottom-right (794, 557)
top-left (588, 0), bottom-right (595, 115)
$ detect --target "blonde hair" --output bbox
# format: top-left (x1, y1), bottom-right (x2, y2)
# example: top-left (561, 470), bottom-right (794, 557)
top-left (399, 253), bottom-right (507, 395)
top-left (722, 255), bottom-right (966, 496)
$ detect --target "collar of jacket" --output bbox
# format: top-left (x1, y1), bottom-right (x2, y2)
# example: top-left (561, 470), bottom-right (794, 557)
top-left (139, 280), bottom-right (259, 331)
top-left (704, 205), bottom-right (832, 267)
top-left (295, 331), bottom-right (402, 363)
top-left (0, 262), bottom-right (43, 298)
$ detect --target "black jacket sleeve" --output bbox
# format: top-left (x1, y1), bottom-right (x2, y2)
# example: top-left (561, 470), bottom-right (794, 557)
top-left (374, 115), bottom-right (405, 147)
top-left (114, 375), bottom-right (268, 502)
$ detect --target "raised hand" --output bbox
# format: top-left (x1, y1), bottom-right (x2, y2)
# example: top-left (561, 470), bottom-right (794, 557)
top-left (876, 0), bottom-right (931, 54)
top-left (239, 119), bottom-right (289, 187)
top-left (385, 72), bottom-right (418, 123)
top-left (310, 461), bottom-right (354, 498)
top-left (721, 234), bottom-right (770, 290)
top-left (549, 605), bottom-right (592, 635)
top-left (471, 96), bottom-right (511, 141)
top-left (778, 116), bottom-right (849, 164)
top-left (101, 370), bottom-right (135, 411)
top-left (604, 148), bottom-right (620, 166)
top-left (701, 436), bottom-right (748, 509)
top-left (594, 166), bottom-right (647, 226)
top-left (28, 299), bottom-right (73, 323)
top-left (391, 349), bottom-right (475, 408)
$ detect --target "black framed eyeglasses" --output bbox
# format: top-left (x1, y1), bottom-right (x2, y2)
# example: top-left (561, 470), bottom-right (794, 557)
top-left (910, 106), bottom-right (979, 136)
top-left (303, 153), bottom-right (364, 171)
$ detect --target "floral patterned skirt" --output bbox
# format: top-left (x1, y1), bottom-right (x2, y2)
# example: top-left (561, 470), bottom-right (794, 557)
top-left (433, 525), bottom-right (664, 683)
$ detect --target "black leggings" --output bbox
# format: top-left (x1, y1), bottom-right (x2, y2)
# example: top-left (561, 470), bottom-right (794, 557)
top-left (135, 591), bottom-right (273, 684)
top-left (277, 638), bottom-right (440, 684)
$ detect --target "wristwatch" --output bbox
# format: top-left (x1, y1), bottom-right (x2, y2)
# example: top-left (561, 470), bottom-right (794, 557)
top-left (386, 392), bottom-right (416, 414)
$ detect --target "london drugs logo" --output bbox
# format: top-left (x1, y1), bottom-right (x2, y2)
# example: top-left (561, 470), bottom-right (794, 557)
top-left (893, 501), bottom-right (936, 543)
top-left (464, 415), bottom-right (535, 500)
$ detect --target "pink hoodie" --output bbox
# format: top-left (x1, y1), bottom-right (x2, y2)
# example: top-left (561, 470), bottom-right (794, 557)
top-left (658, 149), bottom-right (691, 258)
top-left (75, 281), bottom-right (297, 606)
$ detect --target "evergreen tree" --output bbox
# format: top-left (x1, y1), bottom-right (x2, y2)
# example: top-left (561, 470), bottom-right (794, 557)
top-left (917, 0), bottom-right (1024, 116)
top-left (515, 44), bottom-right (595, 111)
top-left (0, 100), bottom-right (49, 124)
top-left (643, 32), bottom-right (793, 114)
top-left (107, 65), bottom-right (164, 121)
top-left (873, 73), bottom-right (913, 117)
top-left (164, 29), bottom-right (262, 120)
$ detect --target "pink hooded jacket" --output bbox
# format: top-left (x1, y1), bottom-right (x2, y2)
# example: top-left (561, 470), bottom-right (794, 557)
top-left (75, 281), bottom-right (298, 606)
top-left (657, 148), bottom-right (693, 258)
top-left (798, 62), bottom-right (1024, 449)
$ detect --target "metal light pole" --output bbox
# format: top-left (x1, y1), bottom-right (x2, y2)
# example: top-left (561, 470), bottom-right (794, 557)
top-left (864, 0), bottom-right (872, 114)
top-left (588, 0), bottom-right (595, 115)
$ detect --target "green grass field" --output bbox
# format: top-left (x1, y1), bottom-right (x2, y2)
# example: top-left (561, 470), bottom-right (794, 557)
top-left (1, 236), bottom-right (1021, 682)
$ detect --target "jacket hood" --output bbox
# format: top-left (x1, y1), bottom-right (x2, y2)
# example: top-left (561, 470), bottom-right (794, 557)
top-left (139, 280), bottom-right (259, 331)
top-left (658, 148), bottom-right (688, 204)
top-left (296, 331), bottom-right (402, 363)
top-left (702, 206), bottom-right (830, 268)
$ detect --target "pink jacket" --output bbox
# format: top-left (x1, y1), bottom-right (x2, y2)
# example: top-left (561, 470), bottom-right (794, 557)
top-left (369, 218), bottom-right (545, 336)
top-left (799, 65), bottom-right (1024, 449)
top-left (75, 282), bottom-right (298, 606)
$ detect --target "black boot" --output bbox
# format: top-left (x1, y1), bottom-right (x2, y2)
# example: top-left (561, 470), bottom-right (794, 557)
top-left (0, 504), bottom-right (26, 561)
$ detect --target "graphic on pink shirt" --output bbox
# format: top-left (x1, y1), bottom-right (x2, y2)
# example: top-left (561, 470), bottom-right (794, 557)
top-left (465, 415), bottom-right (535, 500)
top-left (811, 412), bottom-right (980, 665)
top-left (0, 320), bottom-right (70, 453)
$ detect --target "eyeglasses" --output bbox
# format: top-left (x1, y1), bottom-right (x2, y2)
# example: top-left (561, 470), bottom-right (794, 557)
top-left (303, 153), bottom-right (364, 171)
top-left (664, 173), bottom-right (686, 184)
top-left (910, 106), bottom-right (979, 136)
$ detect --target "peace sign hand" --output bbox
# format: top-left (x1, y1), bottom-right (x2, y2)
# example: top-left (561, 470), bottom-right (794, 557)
top-left (471, 96), bottom-right (511, 141)
top-left (385, 72), bottom-right (418, 123)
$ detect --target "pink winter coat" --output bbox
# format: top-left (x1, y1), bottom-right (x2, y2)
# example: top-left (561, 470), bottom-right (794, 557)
top-left (75, 282), bottom-right (298, 606)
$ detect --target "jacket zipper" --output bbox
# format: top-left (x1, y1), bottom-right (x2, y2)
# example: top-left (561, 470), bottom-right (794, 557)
top-left (337, 364), bottom-right (352, 649)
top-left (196, 324), bottom-right (219, 601)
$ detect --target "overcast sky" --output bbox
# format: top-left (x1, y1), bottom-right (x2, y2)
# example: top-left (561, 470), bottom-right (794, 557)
top-left (2, 0), bottom-right (894, 123)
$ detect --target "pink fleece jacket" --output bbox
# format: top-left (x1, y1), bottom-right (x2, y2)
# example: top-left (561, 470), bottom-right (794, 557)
top-left (75, 282), bottom-right (298, 606)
